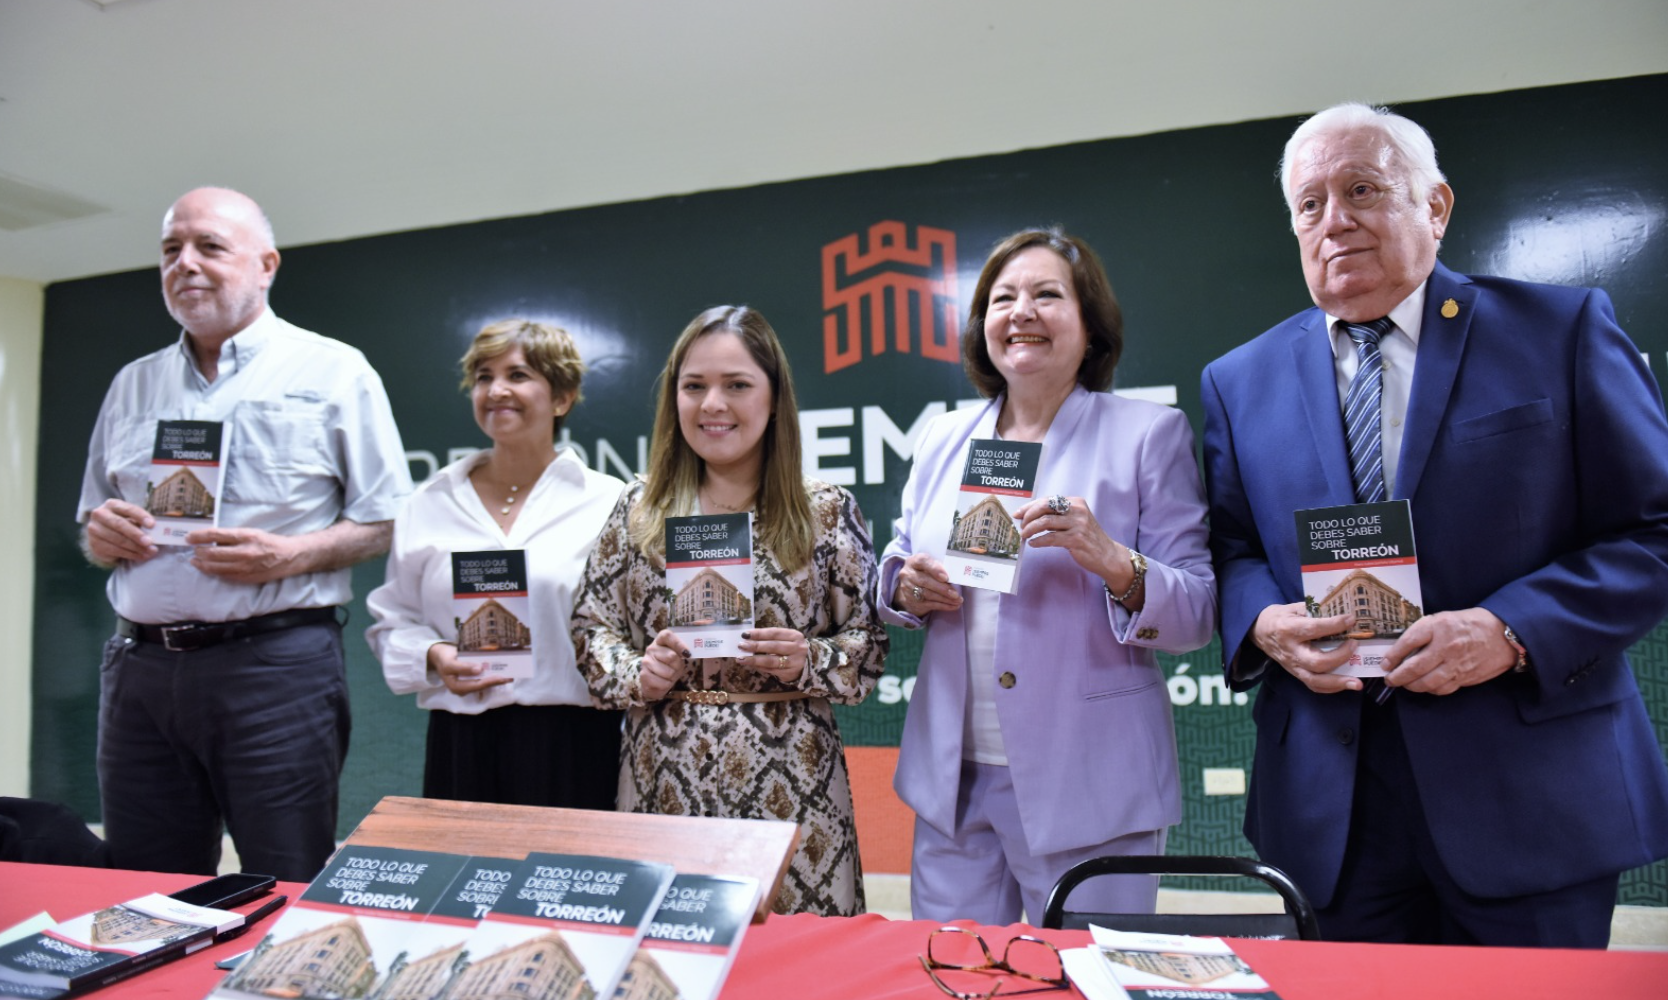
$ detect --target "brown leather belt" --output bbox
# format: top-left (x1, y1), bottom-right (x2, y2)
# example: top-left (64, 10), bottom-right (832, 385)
top-left (665, 689), bottom-right (813, 705)
top-left (116, 607), bottom-right (339, 652)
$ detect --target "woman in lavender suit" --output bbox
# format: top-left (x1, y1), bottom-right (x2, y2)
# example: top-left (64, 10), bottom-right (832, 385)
top-left (880, 228), bottom-right (1217, 924)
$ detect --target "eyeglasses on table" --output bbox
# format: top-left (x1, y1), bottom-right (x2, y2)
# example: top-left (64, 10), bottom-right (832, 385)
top-left (917, 926), bottom-right (1069, 999)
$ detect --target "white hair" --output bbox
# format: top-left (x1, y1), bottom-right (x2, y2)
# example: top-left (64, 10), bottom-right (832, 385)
top-left (1278, 102), bottom-right (1447, 219)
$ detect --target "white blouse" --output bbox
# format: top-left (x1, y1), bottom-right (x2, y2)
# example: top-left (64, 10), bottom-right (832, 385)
top-left (366, 447), bottom-right (625, 714)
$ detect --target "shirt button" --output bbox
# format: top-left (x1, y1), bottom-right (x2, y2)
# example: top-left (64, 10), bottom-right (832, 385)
top-left (998, 671), bottom-right (1016, 689)
top-left (1336, 727), bottom-right (1355, 745)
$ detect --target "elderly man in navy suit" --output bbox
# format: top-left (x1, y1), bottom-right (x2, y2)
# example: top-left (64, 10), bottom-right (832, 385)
top-left (1200, 102), bottom-right (1668, 947)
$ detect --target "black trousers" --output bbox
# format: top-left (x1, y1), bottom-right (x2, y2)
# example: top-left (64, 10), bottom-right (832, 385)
top-left (97, 620), bottom-right (349, 883)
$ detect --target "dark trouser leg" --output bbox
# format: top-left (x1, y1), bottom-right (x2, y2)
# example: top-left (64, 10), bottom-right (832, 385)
top-left (1321, 697), bottom-right (1617, 947)
top-left (97, 634), bottom-right (224, 876)
top-left (207, 621), bottom-right (350, 882)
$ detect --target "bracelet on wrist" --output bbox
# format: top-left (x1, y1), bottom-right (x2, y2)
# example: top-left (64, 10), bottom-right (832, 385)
top-left (1106, 549), bottom-right (1148, 604)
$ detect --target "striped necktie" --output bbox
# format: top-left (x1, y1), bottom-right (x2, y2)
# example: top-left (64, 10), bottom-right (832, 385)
top-left (1342, 317), bottom-right (1395, 504)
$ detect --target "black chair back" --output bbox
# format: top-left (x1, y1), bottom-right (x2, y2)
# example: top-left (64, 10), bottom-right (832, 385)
top-left (0, 797), bottom-right (111, 868)
top-left (1040, 855), bottom-right (1320, 941)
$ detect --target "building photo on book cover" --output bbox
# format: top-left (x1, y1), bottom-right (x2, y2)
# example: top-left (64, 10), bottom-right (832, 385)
top-left (615, 874), bottom-right (759, 1000)
top-left (206, 845), bottom-right (470, 1000)
top-left (450, 852), bottom-right (673, 1000)
top-left (1294, 499), bottom-right (1423, 679)
top-left (144, 420), bottom-right (227, 545)
top-left (942, 438), bottom-right (1042, 594)
top-left (665, 513), bottom-right (754, 659)
top-left (452, 549), bottom-right (536, 681)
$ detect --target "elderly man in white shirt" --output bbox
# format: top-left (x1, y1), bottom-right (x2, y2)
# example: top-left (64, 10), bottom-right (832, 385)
top-left (79, 187), bottom-right (411, 882)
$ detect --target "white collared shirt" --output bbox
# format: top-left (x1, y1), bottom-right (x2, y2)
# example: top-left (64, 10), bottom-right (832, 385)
top-left (1326, 281), bottom-right (1428, 497)
top-left (78, 309), bottom-right (412, 623)
top-left (366, 448), bottom-right (626, 713)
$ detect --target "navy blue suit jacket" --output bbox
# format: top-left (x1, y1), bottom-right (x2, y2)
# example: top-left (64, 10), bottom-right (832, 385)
top-left (1200, 261), bottom-right (1668, 903)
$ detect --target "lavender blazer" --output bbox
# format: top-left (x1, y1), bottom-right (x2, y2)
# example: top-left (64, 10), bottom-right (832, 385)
top-left (879, 386), bottom-right (1217, 855)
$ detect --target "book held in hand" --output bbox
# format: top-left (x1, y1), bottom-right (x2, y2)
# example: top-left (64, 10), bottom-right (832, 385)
top-left (0, 893), bottom-right (241, 997)
top-left (1061, 926), bottom-right (1286, 1000)
top-left (207, 844), bottom-right (471, 1000)
top-left (1294, 499), bottom-right (1423, 678)
top-left (614, 874), bottom-right (760, 1000)
top-left (451, 550), bottom-right (535, 681)
top-left (451, 852), bottom-right (674, 1000)
top-left (665, 513), bottom-right (754, 659)
top-left (942, 438), bottom-right (1043, 593)
top-left (145, 420), bottom-right (227, 545)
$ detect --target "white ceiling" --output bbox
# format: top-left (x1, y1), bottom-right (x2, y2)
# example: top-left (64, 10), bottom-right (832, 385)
top-left (1, 0), bottom-right (1664, 284)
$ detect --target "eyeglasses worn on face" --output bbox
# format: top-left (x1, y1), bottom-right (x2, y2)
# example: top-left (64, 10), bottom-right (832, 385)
top-left (918, 926), bottom-right (1069, 1000)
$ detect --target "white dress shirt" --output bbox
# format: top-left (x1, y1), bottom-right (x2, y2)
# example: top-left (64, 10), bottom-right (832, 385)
top-left (366, 447), bottom-right (625, 714)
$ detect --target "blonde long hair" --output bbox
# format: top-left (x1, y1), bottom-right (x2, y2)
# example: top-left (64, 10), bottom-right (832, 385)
top-left (628, 305), bottom-right (814, 571)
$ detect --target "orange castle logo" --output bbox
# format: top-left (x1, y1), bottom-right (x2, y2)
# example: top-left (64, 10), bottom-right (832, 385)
top-left (821, 221), bottom-right (960, 373)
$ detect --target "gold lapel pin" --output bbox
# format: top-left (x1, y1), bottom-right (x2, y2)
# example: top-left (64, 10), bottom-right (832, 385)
top-left (1441, 298), bottom-right (1460, 319)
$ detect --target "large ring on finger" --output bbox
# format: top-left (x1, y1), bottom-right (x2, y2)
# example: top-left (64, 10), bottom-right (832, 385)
top-left (911, 585), bottom-right (923, 601)
top-left (778, 654), bottom-right (789, 669)
top-left (1047, 494), bottom-right (1071, 515)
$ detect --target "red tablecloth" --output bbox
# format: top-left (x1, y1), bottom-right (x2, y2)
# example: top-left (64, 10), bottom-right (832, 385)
top-left (4, 862), bottom-right (1665, 1000)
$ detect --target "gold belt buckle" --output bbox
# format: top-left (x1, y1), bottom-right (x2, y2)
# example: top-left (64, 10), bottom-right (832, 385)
top-left (689, 689), bottom-right (729, 705)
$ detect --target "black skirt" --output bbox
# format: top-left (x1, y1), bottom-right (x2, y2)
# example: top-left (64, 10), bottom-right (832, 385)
top-left (422, 703), bottom-right (624, 810)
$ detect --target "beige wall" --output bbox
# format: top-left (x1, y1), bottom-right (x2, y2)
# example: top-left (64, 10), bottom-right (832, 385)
top-left (1, 276), bottom-right (43, 797)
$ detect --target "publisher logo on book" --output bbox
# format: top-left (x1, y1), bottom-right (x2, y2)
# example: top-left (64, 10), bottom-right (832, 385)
top-left (820, 220), bottom-right (960, 373)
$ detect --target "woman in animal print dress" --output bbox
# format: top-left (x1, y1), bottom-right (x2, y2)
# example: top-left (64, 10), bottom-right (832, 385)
top-left (570, 304), bottom-right (887, 916)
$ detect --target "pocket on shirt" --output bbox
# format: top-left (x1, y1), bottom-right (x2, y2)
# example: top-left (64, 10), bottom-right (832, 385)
top-left (109, 416), bottom-right (161, 503)
top-left (223, 399), bottom-right (334, 504)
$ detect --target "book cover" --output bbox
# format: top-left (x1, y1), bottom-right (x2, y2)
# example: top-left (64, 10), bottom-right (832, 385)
top-left (432, 855), bottom-right (522, 925)
top-left (942, 438), bottom-right (1043, 593)
top-left (451, 550), bottom-right (535, 681)
top-left (450, 852), bottom-right (674, 1000)
top-left (0, 893), bottom-right (240, 996)
top-left (664, 513), bottom-right (754, 659)
top-left (144, 420), bottom-right (227, 545)
top-left (207, 844), bottom-right (471, 1000)
top-left (614, 874), bottom-right (760, 1000)
top-left (1062, 927), bottom-right (1286, 1000)
top-left (1294, 500), bottom-right (1423, 678)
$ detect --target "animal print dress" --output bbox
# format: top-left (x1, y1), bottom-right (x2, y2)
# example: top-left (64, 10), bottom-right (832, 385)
top-left (571, 478), bottom-right (888, 916)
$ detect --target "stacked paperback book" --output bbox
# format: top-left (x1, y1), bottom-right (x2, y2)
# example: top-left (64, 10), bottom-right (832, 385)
top-left (1062, 926), bottom-right (1285, 1000)
top-left (0, 894), bottom-right (247, 999)
top-left (199, 845), bottom-right (757, 1000)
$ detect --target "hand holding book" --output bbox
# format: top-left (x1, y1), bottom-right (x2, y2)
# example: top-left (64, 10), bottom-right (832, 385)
top-left (736, 627), bottom-right (808, 683)
top-left (1251, 602), bottom-right (1366, 694)
top-left (82, 499), bottom-right (159, 566)
top-left (893, 552), bottom-right (962, 618)
top-left (426, 641), bottom-right (514, 696)
top-left (640, 629), bottom-right (693, 701)
top-left (186, 526), bottom-right (301, 585)
top-left (1015, 494), bottom-right (1144, 610)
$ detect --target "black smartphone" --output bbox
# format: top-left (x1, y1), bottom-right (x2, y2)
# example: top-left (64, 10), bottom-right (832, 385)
top-left (167, 872), bottom-right (276, 910)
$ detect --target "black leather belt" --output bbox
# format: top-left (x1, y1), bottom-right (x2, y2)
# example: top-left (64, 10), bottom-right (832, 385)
top-left (116, 607), bottom-right (339, 652)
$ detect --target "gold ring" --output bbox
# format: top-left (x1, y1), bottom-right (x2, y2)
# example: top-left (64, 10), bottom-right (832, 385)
top-left (778, 654), bottom-right (789, 669)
